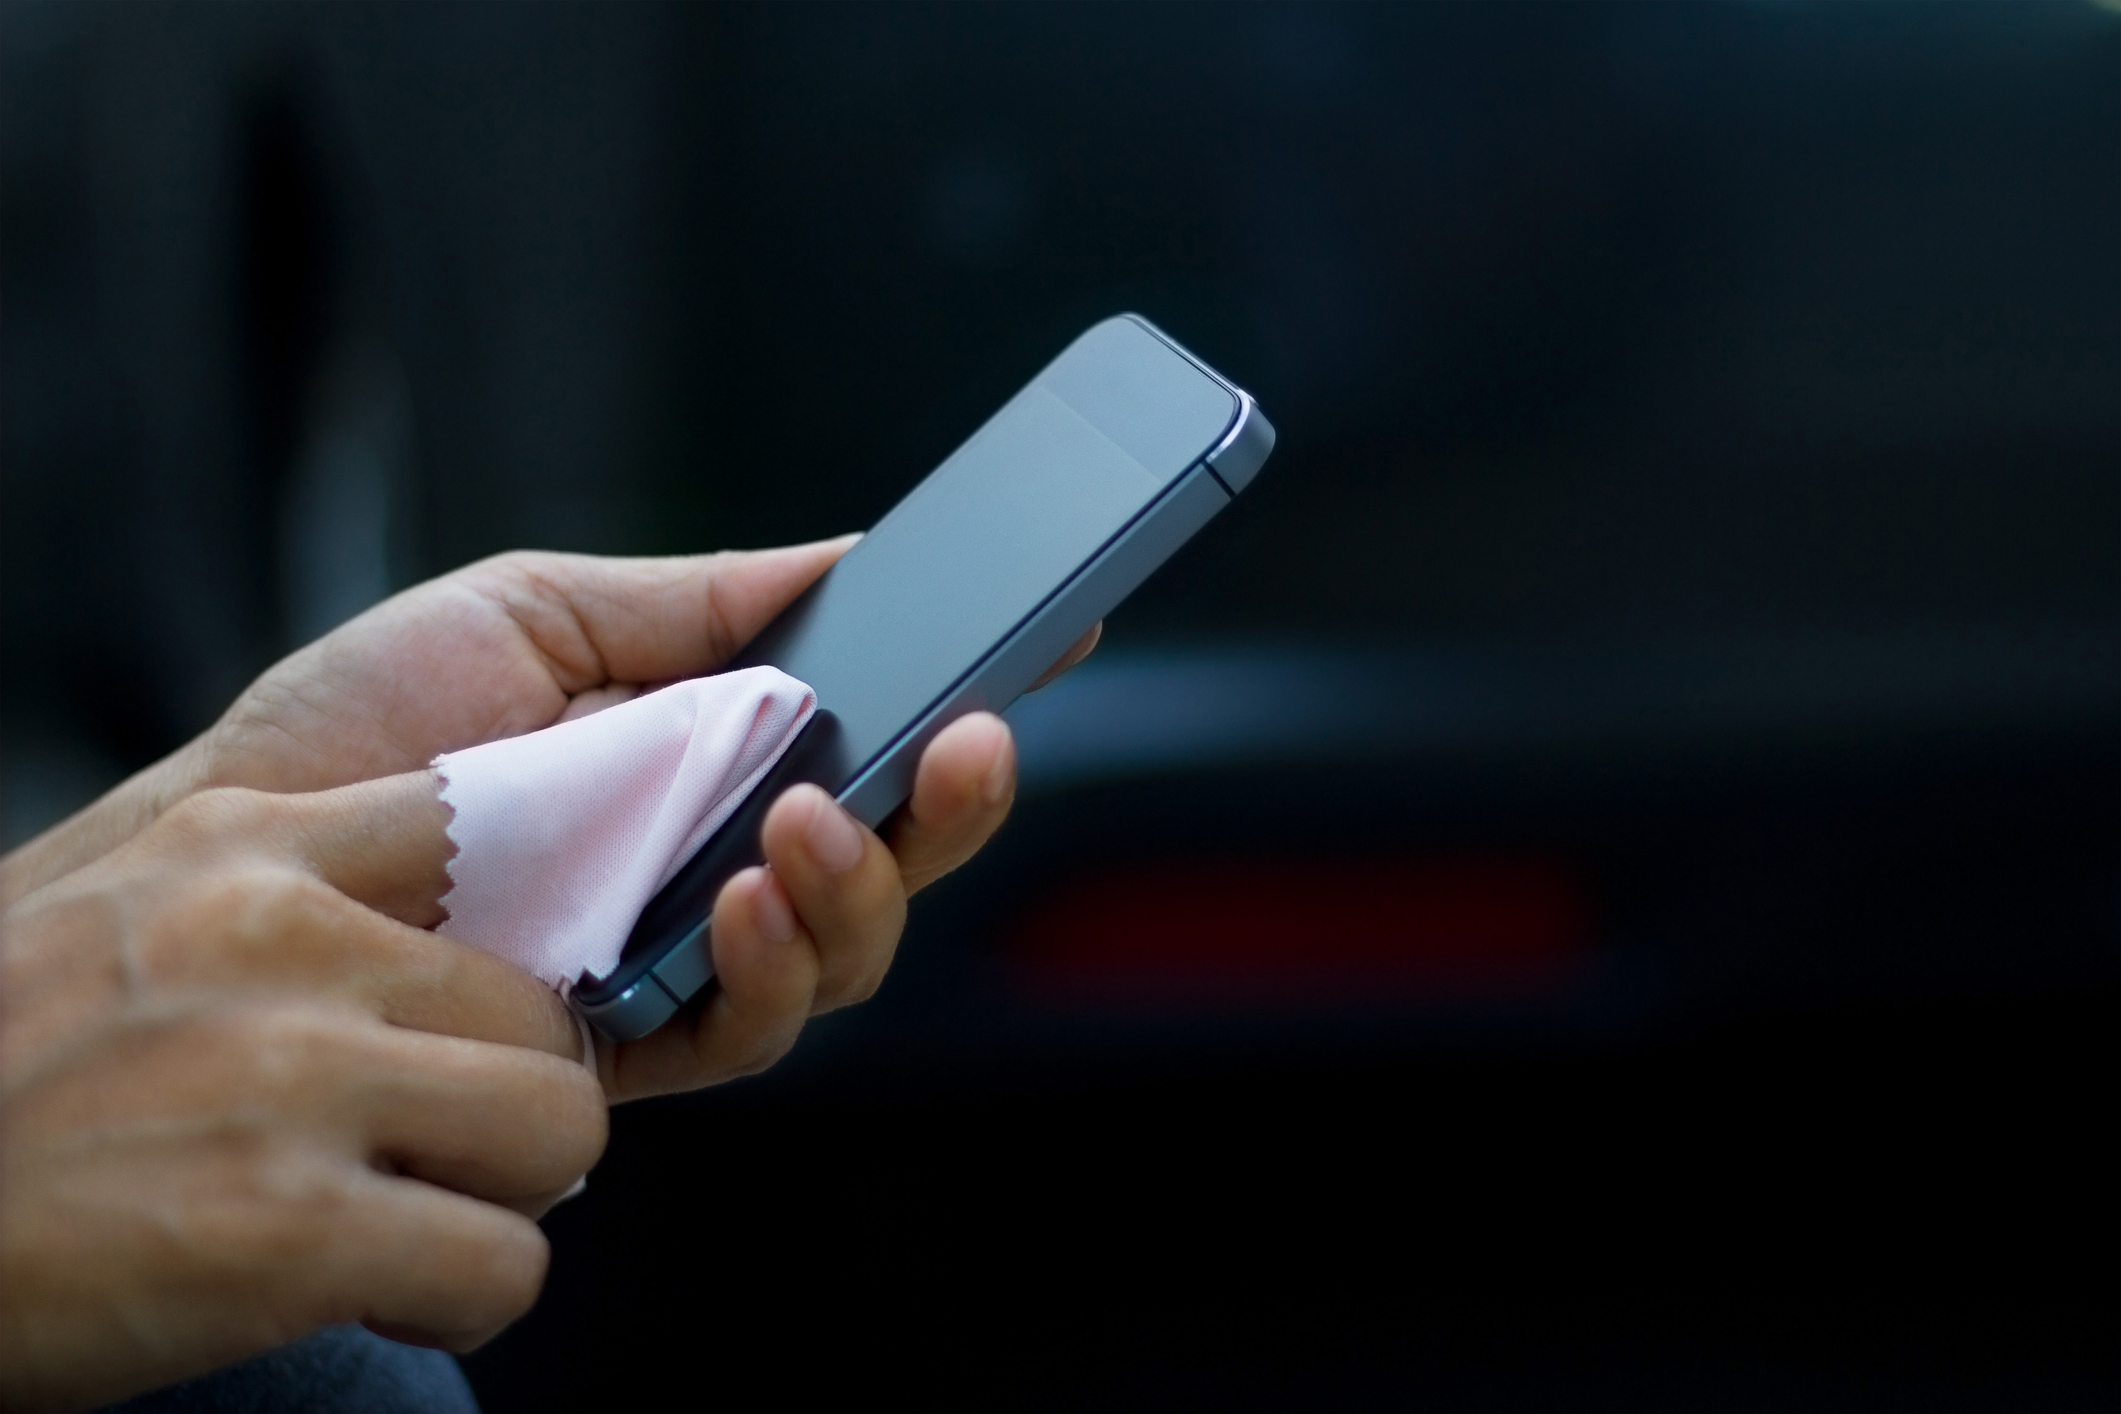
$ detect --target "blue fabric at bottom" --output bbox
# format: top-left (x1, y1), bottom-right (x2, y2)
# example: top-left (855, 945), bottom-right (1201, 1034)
top-left (99, 1325), bottom-right (479, 1414)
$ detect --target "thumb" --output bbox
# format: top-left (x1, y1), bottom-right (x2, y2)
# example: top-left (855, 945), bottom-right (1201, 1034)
top-left (279, 771), bottom-right (458, 928)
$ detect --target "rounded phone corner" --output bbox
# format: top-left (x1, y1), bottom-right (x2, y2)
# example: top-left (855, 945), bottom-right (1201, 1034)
top-left (573, 971), bottom-right (678, 1042)
top-left (1206, 394), bottom-right (1275, 495)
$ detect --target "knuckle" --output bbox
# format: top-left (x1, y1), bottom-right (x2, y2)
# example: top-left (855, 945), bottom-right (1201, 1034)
top-left (484, 548), bottom-right (551, 576)
top-left (844, 968), bottom-right (885, 1006)
top-left (729, 1025), bottom-right (800, 1080)
top-left (187, 863), bottom-right (318, 927)
top-left (819, 966), bottom-right (884, 1013)
top-left (479, 550), bottom-right (572, 607)
top-left (193, 1149), bottom-right (361, 1271)
top-left (220, 1002), bottom-right (368, 1105)
top-left (253, 1150), bottom-right (363, 1236)
top-left (239, 869), bottom-right (343, 936)
top-left (138, 867), bottom-right (339, 982)
top-left (155, 787), bottom-right (284, 850)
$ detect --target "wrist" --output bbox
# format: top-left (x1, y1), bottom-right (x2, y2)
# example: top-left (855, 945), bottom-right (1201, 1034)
top-left (0, 737), bottom-right (209, 907)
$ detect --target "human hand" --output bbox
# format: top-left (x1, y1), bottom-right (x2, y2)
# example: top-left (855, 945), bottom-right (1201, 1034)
top-left (2, 540), bottom-right (867, 899)
top-left (0, 543), bottom-right (1099, 1101)
top-left (600, 708), bottom-right (1026, 1099)
top-left (0, 777), bottom-right (602, 1410)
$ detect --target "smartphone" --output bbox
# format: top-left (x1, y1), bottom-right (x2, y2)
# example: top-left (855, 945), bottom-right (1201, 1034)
top-left (572, 314), bottom-right (1275, 1040)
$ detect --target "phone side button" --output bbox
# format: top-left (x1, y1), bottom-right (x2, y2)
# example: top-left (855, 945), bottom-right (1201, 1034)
top-left (575, 970), bottom-right (681, 1042)
top-left (649, 918), bottom-right (716, 1009)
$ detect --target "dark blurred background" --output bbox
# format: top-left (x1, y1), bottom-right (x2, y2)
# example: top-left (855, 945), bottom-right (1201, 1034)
top-left (4, 2), bottom-right (2117, 1408)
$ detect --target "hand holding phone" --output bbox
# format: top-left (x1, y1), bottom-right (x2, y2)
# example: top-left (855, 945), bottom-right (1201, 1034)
top-left (575, 315), bottom-right (1275, 1040)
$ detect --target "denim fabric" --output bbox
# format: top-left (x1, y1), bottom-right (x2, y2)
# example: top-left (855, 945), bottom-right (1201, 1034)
top-left (99, 1326), bottom-right (478, 1414)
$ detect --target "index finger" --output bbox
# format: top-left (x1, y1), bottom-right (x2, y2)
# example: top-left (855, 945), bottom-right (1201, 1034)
top-left (249, 777), bottom-right (585, 1062)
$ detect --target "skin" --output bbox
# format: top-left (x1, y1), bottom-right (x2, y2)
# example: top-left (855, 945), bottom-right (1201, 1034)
top-left (0, 541), bottom-right (1098, 1409)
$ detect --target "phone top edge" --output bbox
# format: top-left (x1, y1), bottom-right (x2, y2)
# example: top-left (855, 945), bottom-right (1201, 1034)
top-left (1114, 314), bottom-right (1273, 494)
top-left (578, 460), bottom-right (1239, 1039)
top-left (826, 458), bottom-right (1234, 827)
top-left (1113, 312), bottom-right (1230, 391)
top-left (583, 316), bottom-right (1277, 1039)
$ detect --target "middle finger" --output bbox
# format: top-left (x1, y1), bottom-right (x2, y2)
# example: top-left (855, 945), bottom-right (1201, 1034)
top-left (247, 773), bottom-right (583, 1060)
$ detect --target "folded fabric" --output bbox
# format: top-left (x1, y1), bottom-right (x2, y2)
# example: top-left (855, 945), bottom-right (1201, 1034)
top-left (432, 667), bottom-right (815, 992)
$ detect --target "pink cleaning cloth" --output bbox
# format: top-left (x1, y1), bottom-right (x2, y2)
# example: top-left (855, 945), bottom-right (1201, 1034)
top-left (432, 667), bottom-right (815, 991)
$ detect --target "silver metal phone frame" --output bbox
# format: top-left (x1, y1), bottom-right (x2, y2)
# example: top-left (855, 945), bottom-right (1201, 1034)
top-left (575, 318), bottom-right (1274, 1041)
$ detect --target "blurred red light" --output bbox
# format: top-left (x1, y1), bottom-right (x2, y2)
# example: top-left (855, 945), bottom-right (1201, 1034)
top-left (1009, 855), bottom-right (1593, 1008)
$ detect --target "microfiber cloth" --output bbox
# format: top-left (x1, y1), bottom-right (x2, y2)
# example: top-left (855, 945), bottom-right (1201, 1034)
top-left (431, 667), bottom-right (815, 992)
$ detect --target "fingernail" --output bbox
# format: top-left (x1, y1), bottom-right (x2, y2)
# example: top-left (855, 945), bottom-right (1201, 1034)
top-left (752, 873), bottom-right (797, 943)
top-left (803, 791), bottom-right (864, 873)
top-left (981, 726), bottom-right (1014, 806)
